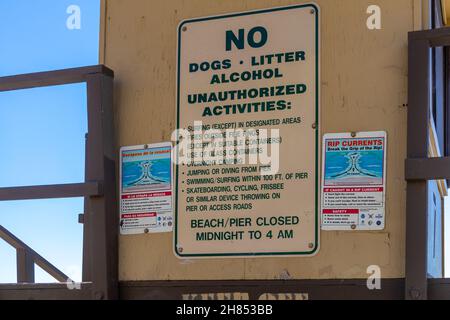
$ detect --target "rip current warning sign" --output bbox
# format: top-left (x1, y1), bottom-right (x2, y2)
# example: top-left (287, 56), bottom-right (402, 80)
top-left (120, 143), bottom-right (173, 235)
top-left (321, 132), bottom-right (387, 231)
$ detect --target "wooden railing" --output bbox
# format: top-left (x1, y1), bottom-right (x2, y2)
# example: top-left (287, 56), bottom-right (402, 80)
top-left (0, 225), bottom-right (70, 283)
top-left (0, 65), bottom-right (117, 300)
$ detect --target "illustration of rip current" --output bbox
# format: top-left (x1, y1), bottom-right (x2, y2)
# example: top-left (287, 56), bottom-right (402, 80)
top-left (122, 159), bottom-right (171, 191)
top-left (325, 151), bottom-right (383, 185)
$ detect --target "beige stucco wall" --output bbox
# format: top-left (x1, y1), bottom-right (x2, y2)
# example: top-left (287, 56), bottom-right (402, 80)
top-left (100, 0), bottom-right (425, 281)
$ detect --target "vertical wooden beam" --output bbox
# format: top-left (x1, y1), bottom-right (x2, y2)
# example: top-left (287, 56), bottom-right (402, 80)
top-left (406, 36), bottom-right (430, 300)
top-left (82, 133), bottom-right (92, 282)
top-left (16, 248), bottom-right (35, 283)
top-left (446, 48), bottom-right (450, 178)
top-left (86, 72), bottom-right (118, 300)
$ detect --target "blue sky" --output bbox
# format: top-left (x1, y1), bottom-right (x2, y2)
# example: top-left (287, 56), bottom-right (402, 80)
top-left (0, 0), bottom-right (99, 283)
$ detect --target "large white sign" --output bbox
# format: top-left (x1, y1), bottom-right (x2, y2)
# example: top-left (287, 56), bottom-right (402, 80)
top-left (175, 4), bottom-right (320, 257)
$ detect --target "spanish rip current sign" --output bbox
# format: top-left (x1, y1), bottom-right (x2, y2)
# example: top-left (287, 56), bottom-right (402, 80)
top-left (175, 4), bottom-right (320, 257)
top-left (321, 132), bottom-right (387, 231)
top-left (120, 143), bottom-right (174, 235)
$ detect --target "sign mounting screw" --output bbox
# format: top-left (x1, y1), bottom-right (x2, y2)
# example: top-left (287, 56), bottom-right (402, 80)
top-left (351, 132), bottom-right (357, 138)
top-left (182, 26), bottom-right (187, 32)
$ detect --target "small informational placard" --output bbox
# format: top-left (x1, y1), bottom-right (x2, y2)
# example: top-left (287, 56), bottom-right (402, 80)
top-left (321, 132), bottom-right (387, 231)
top-left (119, 143), bottom-right (173, 235)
